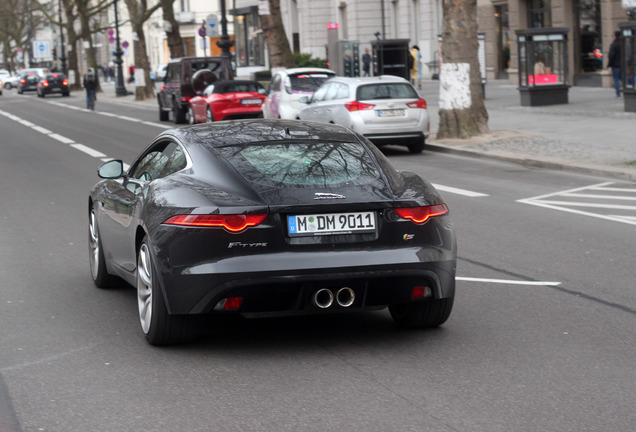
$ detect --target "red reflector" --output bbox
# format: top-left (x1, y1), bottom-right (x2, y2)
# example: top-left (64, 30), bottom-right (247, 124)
top-left (344, 101), bottom-right (375, 112)
top-left (411, 286), bottom-right (431, 299)
top-left (394, 204), bottom-right (448, 224)
top-left (407, 98), bottom-right (427, 109)
top-left (223, 297), bottom-right (243, 310)
top-left (163, 214), bottom-right (267, 232)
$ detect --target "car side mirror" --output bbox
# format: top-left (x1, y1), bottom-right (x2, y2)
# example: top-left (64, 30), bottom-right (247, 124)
top-left (298, 96), bottom-right (309, 104)
top-left (98, 159), bottom-right (124, 179)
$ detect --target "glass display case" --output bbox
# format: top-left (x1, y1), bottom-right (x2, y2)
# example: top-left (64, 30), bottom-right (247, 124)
top-left (619, 21), bottom-right (636, 112)
top-left (516, 28), bottom-right (569, 106)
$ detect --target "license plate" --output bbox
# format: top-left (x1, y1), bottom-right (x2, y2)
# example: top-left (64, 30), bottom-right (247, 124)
top-left (377, 109), bottom-right (405, 117)
top-left (241, 99), bottom-right (261, 105)
top-left (287, 211), bottom-right (376, 237)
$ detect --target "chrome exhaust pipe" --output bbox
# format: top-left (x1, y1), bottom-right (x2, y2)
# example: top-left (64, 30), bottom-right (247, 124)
top-left (336, 287), bottom-right (355, 308)
top-left (313, 288), bottom-right (334, 309)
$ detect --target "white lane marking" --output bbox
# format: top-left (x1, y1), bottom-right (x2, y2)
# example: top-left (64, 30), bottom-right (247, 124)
top-left (590, 186), bottom-right (636, 193)
top-left (457, 277), bottom-right (561, 286)
top-left (71, 144), bottom-right (107, 158)
top-left (532, 200), bottom-right (636, 211)
top-left (562, 192), bottom-right (636, 201)
top-left (32, 126), bottom-right (53, 134)
top-left (518, 181), bottom-right (636, 226)
top-left (49, 133), bottom-right (75, 144)
top-left (46, 100), bottom-right (169, 129)
top-left (432, 183), bottom-right (489, 197)
top-left (0, 108), bottom-right (115, 163)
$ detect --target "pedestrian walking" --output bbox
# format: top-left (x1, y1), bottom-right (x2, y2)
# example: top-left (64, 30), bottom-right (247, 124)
top-left (607, 30), bottom-right (622, 99)
top-left (362, 48), bottom-right (371, 77)
top-left (410, 45), bottom-right (421, 89)
top-left (83, 68), bottom-right (97, 110)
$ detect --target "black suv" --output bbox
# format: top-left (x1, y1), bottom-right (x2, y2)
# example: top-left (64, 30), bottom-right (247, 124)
top-left (157, 57), bottom-right (233, 124)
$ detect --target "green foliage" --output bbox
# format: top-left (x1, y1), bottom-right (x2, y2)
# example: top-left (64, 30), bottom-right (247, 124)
top-left (293, 52), bottom-right (328, 68)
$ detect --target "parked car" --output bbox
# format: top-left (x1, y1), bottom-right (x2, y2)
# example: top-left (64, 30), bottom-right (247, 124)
top-left (2, 74), bottom-right (22, 89)
top-left (36, 73), bottom-right (70, 97)
top-left (88, 119), bottom-right (456, 345)
top-left (157, 56), bottom-right (234, 124)
top-left (187, 80), bottom-right (266, 124)
top-left (17, 73), bottom-right (40, 94)
top-left (298, 75), bottom-right (430, 153)
top-left (262, 67), bottom-right (336, 120)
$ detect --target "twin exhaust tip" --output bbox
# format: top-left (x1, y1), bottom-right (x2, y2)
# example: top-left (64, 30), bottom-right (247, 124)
top-left (313, 287), bottom-right (355, 309)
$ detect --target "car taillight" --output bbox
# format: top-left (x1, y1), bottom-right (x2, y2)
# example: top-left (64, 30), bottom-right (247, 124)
top-left (344, 101), bottom-right (375, 112)
top-left (163, 214), bottom-right (267, 232)
top-left (394, 204), bottom-right (448, 224)
top-left (20, 79), bottom-right (25, 84)
top-left (62, 79), bottom-right (68, 86)
top-left (407, 98), bottom-right (427, 109)
top-left (43, 80), bottom-right (49, 87)
top-left (181, 96), bottom-right (191, 102)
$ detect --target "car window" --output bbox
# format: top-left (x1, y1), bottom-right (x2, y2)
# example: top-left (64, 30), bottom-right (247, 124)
top-left (287, 73), bottom-right (335, 93)
top-left (130, 141), bottom-right (186, 181)
top-left (336, 83), bottom-right (350, 99)
top-left (311, 84), bottom-right (329, 102)
top-left (357, 83), bottom-right (419, 100)
top-left (217, 141), bottom-right (383, 188)
top-left (166, 64), bottom-right (179, 82)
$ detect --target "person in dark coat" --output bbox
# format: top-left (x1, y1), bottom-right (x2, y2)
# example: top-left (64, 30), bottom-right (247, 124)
top-left (607, 30), bottom-right (622, 98)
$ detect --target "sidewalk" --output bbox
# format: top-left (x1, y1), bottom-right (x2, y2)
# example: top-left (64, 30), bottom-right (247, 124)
top-left (422, 79), bottom-right (636, 181)
top-left (103, 79), bottom-right (636, 181)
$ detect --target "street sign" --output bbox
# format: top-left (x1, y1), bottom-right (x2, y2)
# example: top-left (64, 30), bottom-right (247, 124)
top-left (198, 26), bottom-right (206, 38)
top-left (32, 40), bottom-right (51, 59)
top-left (205, 14), bottom-right (219, 37)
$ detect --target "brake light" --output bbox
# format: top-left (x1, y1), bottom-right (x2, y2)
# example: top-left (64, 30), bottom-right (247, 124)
top-left (62, 79), bottom-right (68, 86)
top-left (20, 79), bottom-right (25, 84)
top-left (43, 80), bottom-right (49, 87)
top-left (407, 98), bottom-right (427, 109)
top-left (181, 96), bottom-right (192, 102)
top-left (163, 214), bottom-right (267, 232)
top-left (345, 101), bottom-right (375, 112)
top-left (394, 204), bottom-right (448, 224)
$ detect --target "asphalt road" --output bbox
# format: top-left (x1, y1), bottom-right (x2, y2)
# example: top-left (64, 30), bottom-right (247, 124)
top-left (1, 90), bottom-right (635, 432)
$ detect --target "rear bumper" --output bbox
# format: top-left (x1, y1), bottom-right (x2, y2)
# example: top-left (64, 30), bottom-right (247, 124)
top-left (157, 247), bottom-right (456, 315)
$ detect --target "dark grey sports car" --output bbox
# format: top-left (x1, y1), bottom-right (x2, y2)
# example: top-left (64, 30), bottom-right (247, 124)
top-left (89, 120), bottom-right (456, 345)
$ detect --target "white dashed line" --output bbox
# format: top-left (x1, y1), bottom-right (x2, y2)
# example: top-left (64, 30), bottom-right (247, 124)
top-left (432, 183), bottom-right (489, 197)
top-left (70, 144), bottom-right (107, 158)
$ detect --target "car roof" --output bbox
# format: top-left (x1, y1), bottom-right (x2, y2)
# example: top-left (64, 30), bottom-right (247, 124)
top-left (328, 75), bottom-right (410, 85)
top-left (163, 119), bottom-right (361, 148)
top-left (277, 67), bottom-right (336, 76)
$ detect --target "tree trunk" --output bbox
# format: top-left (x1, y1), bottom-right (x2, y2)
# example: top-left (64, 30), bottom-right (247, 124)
top-left (161, 0), bottom-right (184, 59)
top-left (133, 23), bottom-right (154, 99)
top-left (260, 0), bottom-right (294, 69)
top-left (437, 0), bottom-right (489, 139)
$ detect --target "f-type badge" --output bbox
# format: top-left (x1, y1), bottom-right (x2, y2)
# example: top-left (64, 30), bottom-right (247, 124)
top-left (314, 193), bottom-right (346, 200)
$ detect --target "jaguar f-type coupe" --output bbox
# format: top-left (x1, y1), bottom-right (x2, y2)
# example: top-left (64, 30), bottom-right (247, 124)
top-left (88, 120), bottom-right (456, 345)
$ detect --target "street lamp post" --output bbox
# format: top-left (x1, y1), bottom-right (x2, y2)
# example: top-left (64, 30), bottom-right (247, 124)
top-left (216, 0), bottom-right (233, 60)
top-left (58, 0), bottom-right (67, 74)
top-left (113, 0), bottom-right (128, 96)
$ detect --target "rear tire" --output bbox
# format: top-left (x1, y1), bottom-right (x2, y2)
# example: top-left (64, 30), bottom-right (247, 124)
top-left (206, 107), bottom-right (214, 123)
top-left (172, 100), bottom-right (186, 124)
top-left (137, 237), bottom-right (195, 345)
top-left (187, 105), bottom-right (195, 124)
top-left (408, 138), bottom-right (425, 154)
top-left (389, 297), bottom-right (454, 328)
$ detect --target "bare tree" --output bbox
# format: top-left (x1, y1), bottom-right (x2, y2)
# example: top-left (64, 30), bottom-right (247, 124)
top-left (259, 0), bottom-right (294, 69)
top-left (122, 0), bottom-right (161, 100)
top-left (0, 0), bottom-right (46, 72)
top-left (437, 0), bottom-right (489, 139)
top-left (160, 0), bottom-right (184, 59)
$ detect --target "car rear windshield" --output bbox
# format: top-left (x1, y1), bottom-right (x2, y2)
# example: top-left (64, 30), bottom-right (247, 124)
top-left (288, 73), bottom-right (335, 93)
top-left (218, 141), bottom-right (383, 188)
top-left (357, 83), bottom-right (419, 100)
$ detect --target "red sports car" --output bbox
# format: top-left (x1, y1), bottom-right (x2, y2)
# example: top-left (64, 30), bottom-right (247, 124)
top-left (187, 80), bottom-right (266, 124)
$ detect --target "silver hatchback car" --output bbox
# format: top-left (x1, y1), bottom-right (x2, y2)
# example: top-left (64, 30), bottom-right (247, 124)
top-left (298, 76), bottom-right (429, 153)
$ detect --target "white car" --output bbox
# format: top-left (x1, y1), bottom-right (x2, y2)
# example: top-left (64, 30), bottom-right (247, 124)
top-left (298, 75), bottom-right (430, 154)
top-left (262, 67), bottom-right (335, 119)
